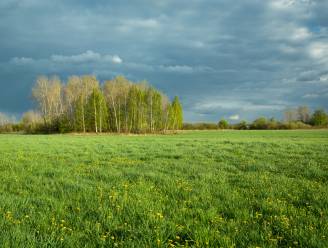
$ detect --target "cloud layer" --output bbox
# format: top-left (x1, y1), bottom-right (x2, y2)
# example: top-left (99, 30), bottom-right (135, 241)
top-left (0, 0), bottom-right (327, 121)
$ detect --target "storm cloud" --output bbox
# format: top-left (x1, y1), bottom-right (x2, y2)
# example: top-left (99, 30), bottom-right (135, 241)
top-left (0, 0), bottom-right (327, 121)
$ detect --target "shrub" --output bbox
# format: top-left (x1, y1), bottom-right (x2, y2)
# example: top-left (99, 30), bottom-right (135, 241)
top-left (218, 119), bottom-right (229, 129)
top-left (310, 109), bottom-right (328, 126)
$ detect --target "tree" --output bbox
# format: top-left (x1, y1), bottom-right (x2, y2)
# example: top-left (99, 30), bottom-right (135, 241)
top-left (283, 108), bottom-right (297, 123)
top-left (169, 96), bottom-right (183, 130)
top-left (126, 84), bottom-right (139, 133)
top-left (161, 95), bottom-right (171, 132)
top-left (0, 112), bottom-right (16, 133)
top-left (311, 109), bottom-right (328, 126)
top-left (29, 74), bottom-right (179, 134)
top-left (64, 76), bottom-right (83, 130)
top-left (21, 111), bottom-right (42, 133)
top-left (48, 76), bottom-right (64, 120)
top-left (103, 78), bottom-right (121, 133)
top-left (77, 75), bottom-right (99, 132)
top-left (267, 118), bottom-right (279, 129)
top-left (152, 90), bottom-right (163, 131)
top-left (86, 87), bottom-right (108, 133)
top-left (218, 119), bottom-right (229, 129)
top-left (32, 75), bottom-right (64, 128)
top-left (0, 112), bottom-right (11, 126)
top-left (32, 76), bottom-right (51, 125)
top-left (116, 76), bottom-right (131, 133)
top-left (146, 87), bottom-right (163, 132)
top-left (235, 120), bottom-right (248, 130)
top-left (297, 106), bottom-right (310, 123)
top-left (251, 117), bottom-right (268, 130)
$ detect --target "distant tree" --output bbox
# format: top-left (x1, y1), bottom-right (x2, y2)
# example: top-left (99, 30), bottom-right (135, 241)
top-left (0, 112), bottom-right (16, 133)
top-left (32, 76), bottom-right (51, 125)
top-left (103, 77), bottom-right (122, 133)
top-left (297, 106), bottom-right (310, 123)
top-left (126, 84), bottom-right (139, 133)
top-left (251, 117), bottom-right (268, 130)
top-left (28, 74), bottom-right (180, 134)
top-left (235, 120), bottom-right (248, 130)
top-left (146, 87), bottom-right (163, 132)
top-left (64, 76), bottom-right (83, 130)
top-left (32, 75), bottom-right (64, 127)
top-left (218, 119), bottom-right (229, 129)
top-left (161, 95), bottom-right (171, 132)
top-left (21, 111), bottom-right (42, 133)
top-left (86, 87), bottom-right (108, 133)
top-left (0, 112), bottom-right (11, 126)
top-left (311, 109), bottom-right (328, 126)
top-left (169, 96), bottom-right (183, 130)
top-left (76, 75), bottom-right (99, 132)
top-left (283, 108), bottom-right (297, 123)
top-left (266, 117), bottom-right (279, 129)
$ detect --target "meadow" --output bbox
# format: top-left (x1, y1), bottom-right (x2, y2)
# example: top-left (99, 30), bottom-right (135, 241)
top-left (0, 130), bottom-right (327, 247)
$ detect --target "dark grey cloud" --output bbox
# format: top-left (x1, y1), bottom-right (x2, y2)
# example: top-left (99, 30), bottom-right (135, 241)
top-left (0, 0), bottom-right (327, 121)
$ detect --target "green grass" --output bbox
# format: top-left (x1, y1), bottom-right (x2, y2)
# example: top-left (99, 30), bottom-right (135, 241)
top-left (0, 130), bottom-right (327, 247)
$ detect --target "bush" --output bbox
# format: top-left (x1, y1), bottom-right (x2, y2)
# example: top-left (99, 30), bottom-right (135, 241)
top-left (281, 121), bottom-right (312, 129)
top-left (183, 123), bottom-right (218, 130)
top-left (21, 111), bottom-right (44, 134)
top-left (250, 117), bottom-right (268, 130)
top-left (0, 124), bottom-right (14, 133)
top-left (218, 119), bottom-right (229, 129)
top-left (233, 120), bottom-right (248, 130)
top-left (310, 109), bottom-right (328, 126)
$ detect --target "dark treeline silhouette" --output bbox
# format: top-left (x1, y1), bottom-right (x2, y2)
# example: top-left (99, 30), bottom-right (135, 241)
top-left (0, 75), bottom-right (183, 134)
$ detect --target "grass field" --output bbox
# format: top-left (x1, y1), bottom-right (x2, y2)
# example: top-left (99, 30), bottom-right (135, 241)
top-left (0, 130), bottom-right (327, 247)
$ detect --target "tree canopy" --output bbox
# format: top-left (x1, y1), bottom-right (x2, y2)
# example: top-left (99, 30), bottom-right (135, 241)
top-left (30, 75), bottom-right (183, 133)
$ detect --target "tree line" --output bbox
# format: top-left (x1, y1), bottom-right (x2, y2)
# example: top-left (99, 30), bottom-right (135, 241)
top-left (0, 75), bottom-right (183, 134)
top-left (183, 106), bottom-right (328, 130)
top-left (1, 83), bottom-right (328, 133)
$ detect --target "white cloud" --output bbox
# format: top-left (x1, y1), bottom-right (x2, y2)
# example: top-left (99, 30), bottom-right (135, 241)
top-left (291, 27), bottom-right (311, 41)
top-left (302, 93), bottom-right (319, 99)
top-left (269, 0), bottom-right (312, 11)
top-left (270, 0), bottom-right (295, 10)
top-left (111, 55), bottom-right (123, 64)
top-left (159, 65), bottom-right (214, 73)
top-left (10, 57), bottom-right (34, 65)
top-left (133, 18), bottom-right (159, 28)
top-left (118, 18), bottom-right (160, 32)
top-left (229, 114), bottom-right (240, 120)
top-left (160, 65), bottom-right (194, 73)
top-left (308, 42), bottom-right (328, 59)
top-left (319, 74), bottom-right (328, 83)
top-left (51, 50), bottom-right (101, 63)
top-left (10, 51), bottom-right (123, 65)
top-left (196, 100), bottom-right (284, 112)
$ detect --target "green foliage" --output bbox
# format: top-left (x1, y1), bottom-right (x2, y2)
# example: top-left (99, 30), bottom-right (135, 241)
top-left (250, 117), bottom-right (268, 130)
top-left (183, 122), bottom-right (218, 130)
top-left (73, 95), bottom-right (85, 132)
top-left (28, 75), bottom-right (183, 134)
top-left (0, 131), bottom-right (328, 247)
top-left (169, 96), bottom-right (183, 130)
top-left (86, 87), bottom-right (108, 133)
top-left (0, 112), bottom-right (17, 133)
top-left (218, 119), bottom-right (229, 129)
top-left (234, 120), bottom-right (248, 130)
top-left (311, 109), bottom-right (328, 126)
top-left (282, 121), bottom-right (312, 130)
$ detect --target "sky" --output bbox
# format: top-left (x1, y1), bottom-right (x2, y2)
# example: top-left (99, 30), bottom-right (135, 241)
top-left (0, 0), bottom-right (328, 122)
